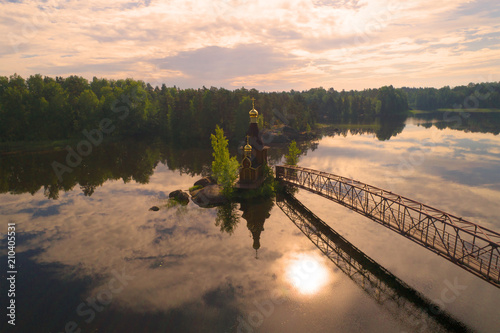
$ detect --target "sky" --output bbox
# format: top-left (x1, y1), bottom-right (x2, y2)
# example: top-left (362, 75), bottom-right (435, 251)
top-left (0, 0), bottom-right (499, 91)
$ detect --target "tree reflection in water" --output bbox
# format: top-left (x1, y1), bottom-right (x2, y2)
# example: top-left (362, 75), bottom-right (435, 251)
top-left (2, 112), bottom-right (494, 199)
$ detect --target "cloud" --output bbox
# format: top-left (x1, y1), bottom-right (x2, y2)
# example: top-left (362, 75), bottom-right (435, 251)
top-left (0, 0), bottom-right (499, 90)
top-left (155, 44), bottom-right (302, 85)
top-left (313, 0), bottom-right (364, 10)
top-left (28, 60), bottom-right (138, 76)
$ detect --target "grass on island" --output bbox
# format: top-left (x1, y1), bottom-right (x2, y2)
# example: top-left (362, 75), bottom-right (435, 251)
top-left (189, 185), bottom-right (203, 192)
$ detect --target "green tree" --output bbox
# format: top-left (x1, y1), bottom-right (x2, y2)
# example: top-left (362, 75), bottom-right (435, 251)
top-left (285, 140), bottom-right (301, 165)
top-left (211, 125), bottom-right (239, 197)
top-left (376, 85), bottom-right (408, 116)
top-left (77, 89), bottom-right (99, 128)
top-left (233, 96), bottom-right (252, 140)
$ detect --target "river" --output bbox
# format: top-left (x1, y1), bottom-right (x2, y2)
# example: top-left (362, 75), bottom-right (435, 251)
top-left (1, 112), bottom-right (499, 332)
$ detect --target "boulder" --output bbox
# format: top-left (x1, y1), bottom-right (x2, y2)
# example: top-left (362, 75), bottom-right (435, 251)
top-left (169, 190), bottom-right (190, 205)
top-left (192, 184), bottom-right (227, 207)
top-left (193, 177), bottom-right (213, 188)
top-left (149, 206), bottom-right (160, 211)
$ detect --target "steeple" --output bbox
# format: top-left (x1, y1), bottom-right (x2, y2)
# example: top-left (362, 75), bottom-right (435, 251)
top-left (249, 97), bottom-right (258, 123)
top-left (247, 97), bottom-right (262, 144)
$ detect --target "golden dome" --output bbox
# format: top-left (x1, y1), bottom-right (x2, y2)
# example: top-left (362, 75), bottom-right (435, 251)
top-left (249, 97), bottom-right (259, 119)
top-left (244, 143), bottom-right (252, 152)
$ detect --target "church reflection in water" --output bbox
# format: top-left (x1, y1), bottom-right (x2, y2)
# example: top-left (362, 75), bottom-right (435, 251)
top-left (240, 198), bottom-right (274, 258)
top-left (214, 198), bottom-right (274, 258)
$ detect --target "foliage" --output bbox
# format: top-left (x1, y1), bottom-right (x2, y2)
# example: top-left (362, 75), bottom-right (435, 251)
top-left (285, 140), bottom-right (301, 165)
top-left (402, 83), bottom-right (500, 111)
top-left (210, 125), bottom-right (239, 197)
top-left (376, 85), bottom-right (408, 116)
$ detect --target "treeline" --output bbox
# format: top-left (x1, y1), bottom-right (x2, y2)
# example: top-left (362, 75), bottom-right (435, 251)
top-left (402, 82), bottom-right (500, 111)
top-left (0, 74), bottom-right (409, 143)
top-left (301, 85), bottom-right (408, 123)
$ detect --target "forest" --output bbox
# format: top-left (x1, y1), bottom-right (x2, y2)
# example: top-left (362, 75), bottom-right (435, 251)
top-left (0, 74), bottom-right (409, 144)
top-left (403, 83), bottom-right (500, 111)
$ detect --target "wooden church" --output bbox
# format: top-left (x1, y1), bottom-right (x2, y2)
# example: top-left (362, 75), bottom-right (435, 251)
top-left (235, 98), bottom-right (269, 189)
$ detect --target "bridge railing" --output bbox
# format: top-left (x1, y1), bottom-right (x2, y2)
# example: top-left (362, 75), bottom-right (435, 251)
top-left (276, 165), bottom-right (500, 287)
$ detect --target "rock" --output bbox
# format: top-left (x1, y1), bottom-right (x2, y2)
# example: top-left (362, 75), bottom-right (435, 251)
top-left (149, 206), bottom-right (160, 211)
top-left (192, 184), bottom-right (227, 207)
top-left (169, 190), bottom-right (190, 205)
top-left (193, 177), bottom-right (213, 188)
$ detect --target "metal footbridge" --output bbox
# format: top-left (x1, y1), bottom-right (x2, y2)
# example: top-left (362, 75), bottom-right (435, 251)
top-left (275, 165), bottom-right (500, 288)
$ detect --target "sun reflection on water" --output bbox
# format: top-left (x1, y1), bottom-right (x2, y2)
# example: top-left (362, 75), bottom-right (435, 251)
top-left (285, 253), bottom-right (331, 295)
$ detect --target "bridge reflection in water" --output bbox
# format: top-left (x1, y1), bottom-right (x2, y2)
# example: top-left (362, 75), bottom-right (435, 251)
top-left (276, 191), bottom-right (471, 333)
top-left (276, 165), bottom-right (500, 288)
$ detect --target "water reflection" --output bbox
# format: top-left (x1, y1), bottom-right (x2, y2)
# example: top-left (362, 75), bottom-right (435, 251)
top-left (1, 118), bottom-right (499, 332)
top-left (276, 190), bottom-right (471, 333)
top-left (240, 199), bottom-right (274, 257)
top-left (215, 203), bottom-right (240, 235)
top-left (285, 252), bottom-right (331, 295)
top-left (0, 114), bottom-right (416, 201)
top-left (0, 139), bottom-right (212, 199)
top-left (410, 111), bottom-right (500, 135)
top-left (4, 111), bottom-right (498, 201)
top-left (214, 198), bottom-right (274, 258)
top-left (318, 115), bottom-right (408, 141)
top-left (376, 115), bottom-right (407, 140)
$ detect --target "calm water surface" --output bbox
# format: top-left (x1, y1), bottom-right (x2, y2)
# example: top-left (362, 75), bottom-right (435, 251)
top-left (1, 115), bottom-right (500, 333)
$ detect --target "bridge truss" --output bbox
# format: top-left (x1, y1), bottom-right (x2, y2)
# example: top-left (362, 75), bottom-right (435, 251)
top-left (276, 165), bottom-right (500, 288)
top-left (277, 192), bottom-right (469, 333)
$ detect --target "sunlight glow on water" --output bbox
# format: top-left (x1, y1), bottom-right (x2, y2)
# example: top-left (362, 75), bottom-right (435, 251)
top-left (285, 253), bottom-right (331, 295)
